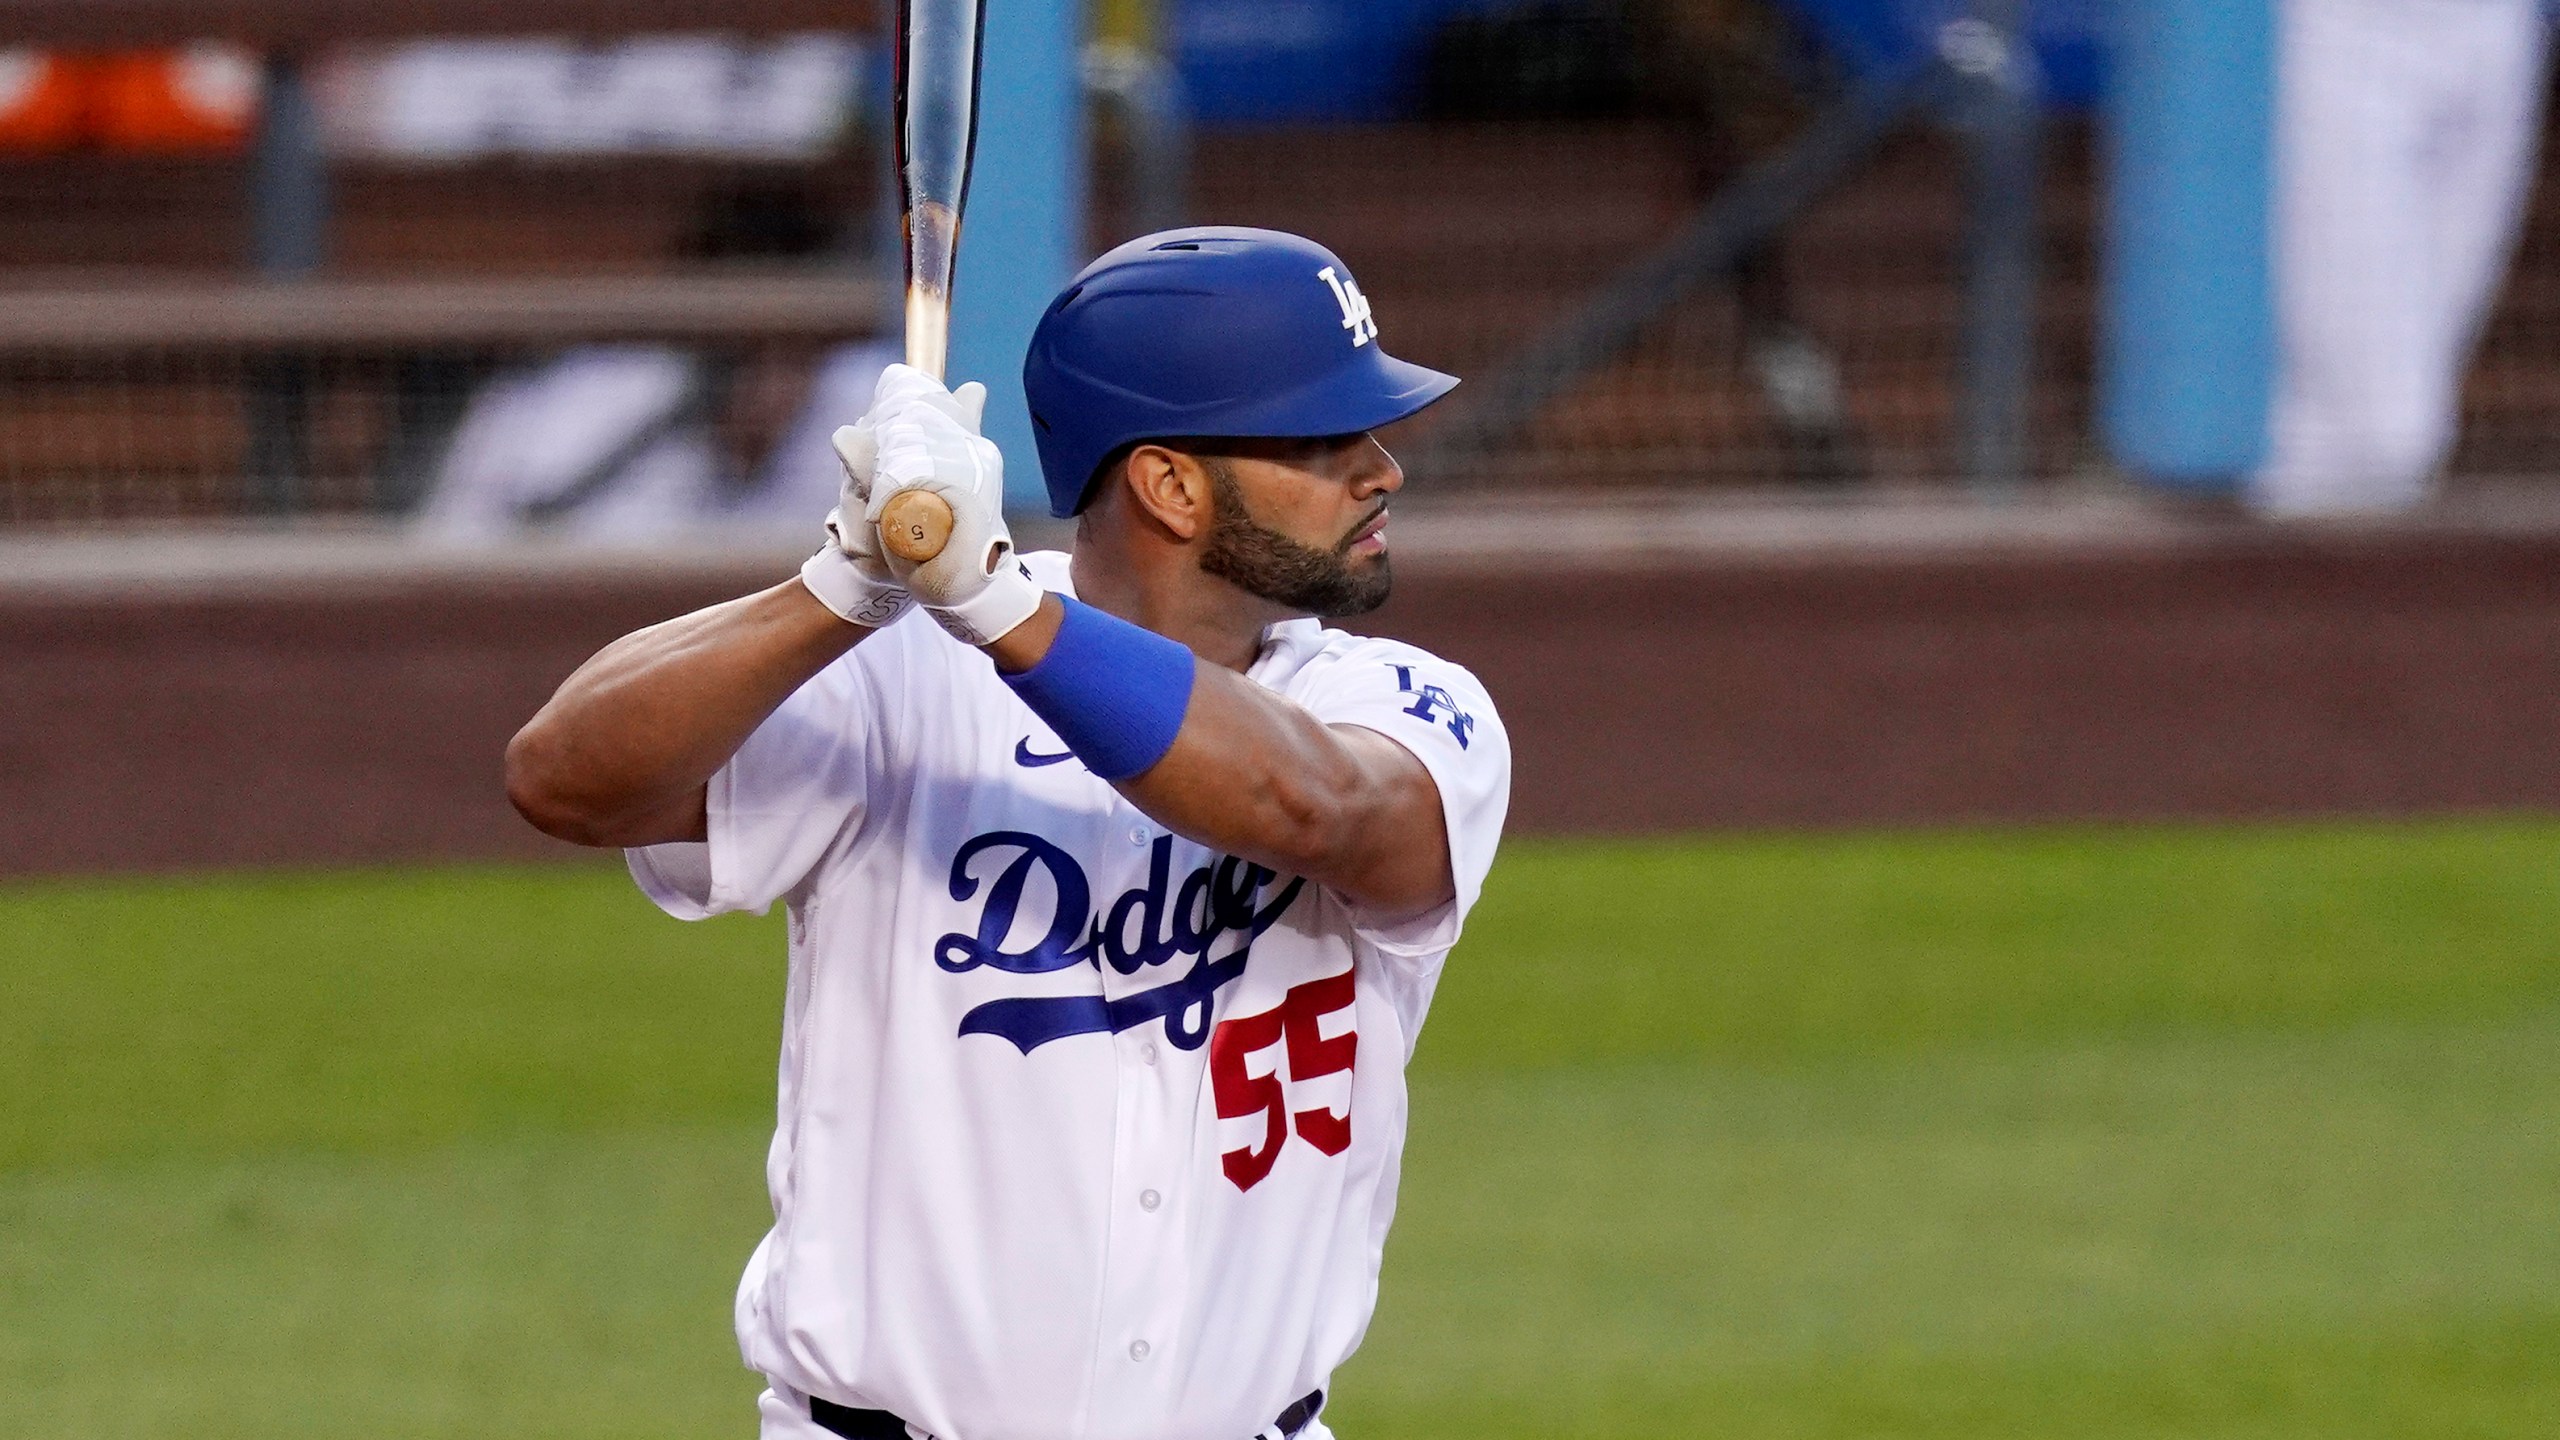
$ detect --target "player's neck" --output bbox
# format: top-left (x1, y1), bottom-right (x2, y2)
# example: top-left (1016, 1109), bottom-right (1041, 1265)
top-left (1069, 537), bottom-right (1285, 674)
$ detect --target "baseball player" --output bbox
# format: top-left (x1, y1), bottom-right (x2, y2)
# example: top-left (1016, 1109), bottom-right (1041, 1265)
top-left (2254, 0), bottom-right (2550, 514)
top-left (506, 227), bottom-right (1511, 1440)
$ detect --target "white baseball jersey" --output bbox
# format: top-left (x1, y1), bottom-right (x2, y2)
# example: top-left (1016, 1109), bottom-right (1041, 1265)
top-left (627, 550), bottom-right (1510, 1440)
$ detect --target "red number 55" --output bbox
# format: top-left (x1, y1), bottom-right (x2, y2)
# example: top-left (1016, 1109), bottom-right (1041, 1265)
top-left (1209, 969), bottom-right (1358, 1190)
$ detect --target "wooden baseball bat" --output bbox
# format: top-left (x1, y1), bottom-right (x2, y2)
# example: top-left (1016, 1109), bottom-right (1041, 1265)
top-left (879, 0), bottom-right (986, 565)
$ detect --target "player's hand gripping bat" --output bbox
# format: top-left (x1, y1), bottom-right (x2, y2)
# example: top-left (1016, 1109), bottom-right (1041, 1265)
top-left (876, 0), bottom-right (986, 566)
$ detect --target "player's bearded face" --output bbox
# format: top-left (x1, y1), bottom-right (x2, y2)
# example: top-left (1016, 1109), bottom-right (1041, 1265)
top-left (1198, 457), bottom-right (1393, 618)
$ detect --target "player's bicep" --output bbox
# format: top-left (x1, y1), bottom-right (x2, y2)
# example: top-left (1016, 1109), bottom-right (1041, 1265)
top-left (1297, 649), bottom-right (1512, 955)
top-left (634, 658), bottom-right (880, 919)
top-left (1329, 721), bottom-right (1457, 914)
top-left (614, 783), bottom-right (710, 848)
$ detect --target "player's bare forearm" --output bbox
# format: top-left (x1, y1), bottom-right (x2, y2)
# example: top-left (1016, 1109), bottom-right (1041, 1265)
top-left (507, 579), bottom-right (872, 848)
top-left (987, 596), bottom-right (1454, 914)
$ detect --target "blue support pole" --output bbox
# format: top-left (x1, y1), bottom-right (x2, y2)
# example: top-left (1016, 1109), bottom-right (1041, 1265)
top-left (951, 0), bottom-right (1086, 512)
top-left (251, 54), bottom-right (327, 278)
top-left (1947, 0), bottom-right (2044, 496)
top-left (2099, 0), bottom-right (2275, 489)
top-left (245, 51), bottom-right (328, 514)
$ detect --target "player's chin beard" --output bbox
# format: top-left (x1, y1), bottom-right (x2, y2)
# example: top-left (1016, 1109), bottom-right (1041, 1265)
top-left (1198, 460), bottom-right (1392, 618)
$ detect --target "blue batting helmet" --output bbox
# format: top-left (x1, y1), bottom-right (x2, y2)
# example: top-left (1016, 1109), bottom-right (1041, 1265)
top-left (1022, 227), bottom-right (1460, 517)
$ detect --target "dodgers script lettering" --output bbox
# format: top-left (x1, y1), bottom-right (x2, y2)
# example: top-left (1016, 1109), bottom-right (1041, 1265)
top-left (937, 831), bottom-right (1306, 1054)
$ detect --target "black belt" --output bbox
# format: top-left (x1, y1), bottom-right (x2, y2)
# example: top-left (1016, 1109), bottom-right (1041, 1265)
top-left (810, 1388), bottom-right (1325, 1440)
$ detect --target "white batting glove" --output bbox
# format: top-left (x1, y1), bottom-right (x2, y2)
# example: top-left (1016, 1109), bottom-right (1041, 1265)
top-left (798, 415), bottom-right (915, 630)
top-left (870, 360), bottom-right (988, 432)
top-left (864, 372), bottom-right (1045, 646)
top-left (801, 362), bottom-right (1003, 627)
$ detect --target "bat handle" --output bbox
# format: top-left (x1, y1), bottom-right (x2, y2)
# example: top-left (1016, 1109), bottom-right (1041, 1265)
top-left (887, 279), bottom-right (959, 564)
top-left (881, 489), bottom-right (957, 564)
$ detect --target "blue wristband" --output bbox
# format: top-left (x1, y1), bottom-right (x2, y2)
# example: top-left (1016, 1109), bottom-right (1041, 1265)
top-left (1002, 597), bottom-right (1197, 781)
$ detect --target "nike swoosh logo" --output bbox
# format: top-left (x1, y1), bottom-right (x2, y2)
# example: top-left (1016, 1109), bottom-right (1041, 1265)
top-left (1014, 738), bottom-right (1077, 768)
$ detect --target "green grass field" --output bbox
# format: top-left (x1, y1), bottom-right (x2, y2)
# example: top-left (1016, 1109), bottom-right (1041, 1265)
top-left (4, 820), bottom-right (2557, 1438)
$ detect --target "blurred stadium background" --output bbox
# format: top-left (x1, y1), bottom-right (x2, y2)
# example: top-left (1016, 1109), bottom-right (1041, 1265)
top-left (3, 0), bottom-right (2556, 1436)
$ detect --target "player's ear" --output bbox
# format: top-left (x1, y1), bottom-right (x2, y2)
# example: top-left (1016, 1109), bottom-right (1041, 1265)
top-left (1122, 444), bottom-right (1210, 543)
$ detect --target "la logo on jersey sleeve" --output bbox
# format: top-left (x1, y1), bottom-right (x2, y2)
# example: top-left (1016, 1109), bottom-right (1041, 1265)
top-left (1389, 663), bottom-right (1476, 749)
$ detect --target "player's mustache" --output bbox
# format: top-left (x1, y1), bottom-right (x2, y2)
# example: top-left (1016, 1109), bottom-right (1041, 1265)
top-left (1336, 503), bottom-right (1389, 555)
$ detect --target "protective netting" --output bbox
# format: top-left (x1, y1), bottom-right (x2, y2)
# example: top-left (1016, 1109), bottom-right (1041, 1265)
top-left (0, 144), bottom-right (881, 527)
top-left (2456, 153), bottom-right (2560, 480)
top-left (1185, 122), bottom-right (2103, 493)
top-left (0, 3), bottom-right (2552, 530)
top-left (0, 35), bottom-right (885, 529)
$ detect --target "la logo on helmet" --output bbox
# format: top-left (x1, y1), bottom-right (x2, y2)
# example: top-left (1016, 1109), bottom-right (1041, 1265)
top-left (1316, 266), bottom-right (1377, 348)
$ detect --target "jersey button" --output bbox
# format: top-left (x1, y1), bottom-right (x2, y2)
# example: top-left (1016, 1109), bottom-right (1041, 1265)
top-left (1139, 1188), bottom-right (1161, 1212)
top-left (1139, 1041), bottom-right (1159, 1066)
top-left (1128, 1339), bottom-right (1152, 1362)
top-left (1129, 826), bottom-right (1148, 846)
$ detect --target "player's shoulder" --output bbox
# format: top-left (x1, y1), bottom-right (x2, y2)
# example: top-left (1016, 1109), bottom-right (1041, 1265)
top-left (1319, 628), bottom-right (1465, 671)
top-left (1266, 622), bottom-right (1501, 724)
top-left (1304, 625), bottom-right (1489, 689)
top-left (1281, 626), bottom-right (1508, 783)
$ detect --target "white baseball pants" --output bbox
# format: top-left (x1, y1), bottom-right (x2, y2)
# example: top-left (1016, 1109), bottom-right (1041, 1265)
top-left (756, 1383), bottom-right (1342, 1440)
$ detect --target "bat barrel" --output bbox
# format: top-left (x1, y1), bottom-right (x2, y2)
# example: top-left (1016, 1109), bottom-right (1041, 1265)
top-left (896, 0), bottom-right (984, 384)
